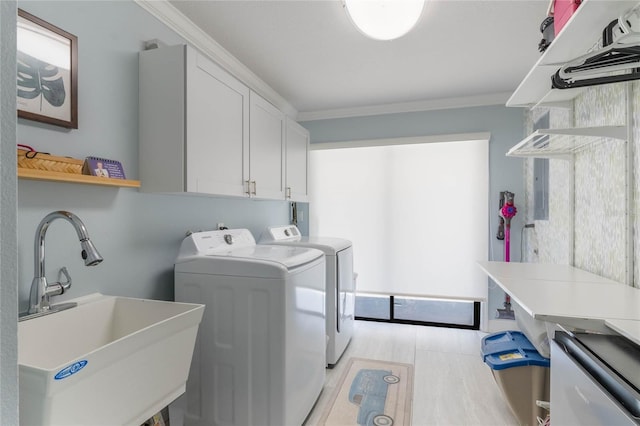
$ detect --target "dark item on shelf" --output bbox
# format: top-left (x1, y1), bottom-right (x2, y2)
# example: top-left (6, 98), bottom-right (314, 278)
top-left (602, 18), bottom-right (633, 48)
top-left (552, 13), bottom-right (640, 90)
top-left (551, 45), bottom-right (640, 89)
top-left (603, 19), bottom-right (621, 47)
top-left (553, 0), bottom-right (582, 36)
top-left (539, 17), bottom-right (555, 53)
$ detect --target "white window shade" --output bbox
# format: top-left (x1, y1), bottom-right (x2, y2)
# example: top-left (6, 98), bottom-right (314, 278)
top-left (310, 138), bottom-right (488, 301)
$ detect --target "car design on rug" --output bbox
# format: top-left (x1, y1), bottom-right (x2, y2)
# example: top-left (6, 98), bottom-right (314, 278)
top-left (348, 368), bottom-right (400, 426)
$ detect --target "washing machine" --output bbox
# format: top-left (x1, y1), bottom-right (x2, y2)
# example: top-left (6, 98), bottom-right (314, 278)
top-left (174, 229), bottom-right (326, 426)
top-left (259, 225), bottom-right (355, 366)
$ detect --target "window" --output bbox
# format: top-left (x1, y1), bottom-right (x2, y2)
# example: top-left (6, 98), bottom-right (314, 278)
top-left (310, 135), bottom-right (488, 329)
top-left (310, 137), bottom-right (488, 299)
top-left (355, 294), bottom-right (480, 329)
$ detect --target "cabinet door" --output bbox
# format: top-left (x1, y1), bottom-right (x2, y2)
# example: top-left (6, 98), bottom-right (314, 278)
top-left (186, 48), bottom-right (250, 196)
top-left (249, 92), bottom-right (285, 199)
top-left (285, 118), bottom-right (309, 202)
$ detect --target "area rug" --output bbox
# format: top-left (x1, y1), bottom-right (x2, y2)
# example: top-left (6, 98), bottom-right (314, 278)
top-left (318, 358), bottom-right (413, 426)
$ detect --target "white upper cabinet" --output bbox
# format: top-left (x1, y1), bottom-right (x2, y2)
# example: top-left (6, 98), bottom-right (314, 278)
top-left (249, 92), bottom-right (285, 199)
top-left (139, 44), bottom-right (249, 196)
top-left (139, 45), bottom-right (294, 200)
top-left (285, 118), bottom-right (310, 202)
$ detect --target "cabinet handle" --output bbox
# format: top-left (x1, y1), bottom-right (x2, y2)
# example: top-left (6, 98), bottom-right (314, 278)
top-left (251, 181), bottom-right (257, 195)
top-left (286, 187), bottom-right (292, 199)
top-left (245, 180), bottom-right (251, 195)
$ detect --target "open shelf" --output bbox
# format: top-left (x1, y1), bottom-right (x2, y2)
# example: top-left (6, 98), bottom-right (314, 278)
top-left (18, 168), bottom-right (141, 188)
top-left (507, 125), bottom-right (627, 159)
top-left (507, 0), bottom-right (640, 107)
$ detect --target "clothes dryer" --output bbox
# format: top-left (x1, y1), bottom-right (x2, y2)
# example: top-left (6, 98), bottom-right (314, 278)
top-left (175, 229), bottom-right (326, 426)
top-left (260, 225), bottom-right (355, 366)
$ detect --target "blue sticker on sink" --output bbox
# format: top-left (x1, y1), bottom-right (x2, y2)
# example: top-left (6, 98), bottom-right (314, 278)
top-left (54, 360), bottom-right (87, 380)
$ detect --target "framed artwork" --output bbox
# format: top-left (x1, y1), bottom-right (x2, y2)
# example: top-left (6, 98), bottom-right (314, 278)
top-left (17, 9), bottom-right (78, 129)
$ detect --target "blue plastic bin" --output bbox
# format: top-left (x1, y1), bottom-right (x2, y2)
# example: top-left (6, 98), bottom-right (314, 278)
top-left (481, 331), bottom-right (550, 426)
top-left (481, 330), bottom-right (550, 370)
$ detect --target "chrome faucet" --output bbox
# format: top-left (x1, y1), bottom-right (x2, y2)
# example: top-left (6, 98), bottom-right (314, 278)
top-left (28, 211), bottom-right (103, 314)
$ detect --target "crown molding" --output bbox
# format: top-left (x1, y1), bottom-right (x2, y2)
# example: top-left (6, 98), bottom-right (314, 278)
top-left (134, 0), bottom-right (297, 117)
top-left (297, 92), bottom-right (514, 122)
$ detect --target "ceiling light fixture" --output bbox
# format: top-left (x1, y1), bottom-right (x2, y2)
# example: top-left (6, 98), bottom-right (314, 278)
top-left (344, 0), bottom-right (425, 41)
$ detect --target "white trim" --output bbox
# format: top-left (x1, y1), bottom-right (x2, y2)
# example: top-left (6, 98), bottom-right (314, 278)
top-left (310, 132), bottom-right (491, 150)
top-left (134, 0), bottom-right (297, 117)
top-left (298, 92), bottom-right (512, 122)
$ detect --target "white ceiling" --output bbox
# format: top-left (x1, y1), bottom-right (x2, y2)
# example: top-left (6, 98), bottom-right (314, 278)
top-left (168, 0), bottom-right (550, 118)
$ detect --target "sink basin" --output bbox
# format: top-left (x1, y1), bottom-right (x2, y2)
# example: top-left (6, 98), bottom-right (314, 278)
top-left (19, 293), bottom-right (204, 426)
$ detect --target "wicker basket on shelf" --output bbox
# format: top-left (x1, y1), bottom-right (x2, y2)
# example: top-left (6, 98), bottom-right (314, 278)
top-left (17, 148), bottom-right (84, 174)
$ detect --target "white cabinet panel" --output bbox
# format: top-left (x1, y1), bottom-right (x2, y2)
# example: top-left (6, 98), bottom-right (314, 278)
top-left (285, 118), bottom-right (309, 202)
top-left (249, 92), bottom-right (285, 199)
top-left (139, 44), bottom-right (186, 194)
top-left (186, 51), bottom-right (249, 196)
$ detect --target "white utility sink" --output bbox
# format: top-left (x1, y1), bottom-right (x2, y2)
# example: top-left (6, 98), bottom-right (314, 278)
top-left (19, 293), bottom-right (204, 426)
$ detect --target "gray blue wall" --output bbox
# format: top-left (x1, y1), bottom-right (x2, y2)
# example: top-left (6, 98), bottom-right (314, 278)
top-left (16, 1), bottom-right (291, 313)
top-left (300, 105), bottom-right (527, 320)
top-left (15, 1), bottom-right (526, 320)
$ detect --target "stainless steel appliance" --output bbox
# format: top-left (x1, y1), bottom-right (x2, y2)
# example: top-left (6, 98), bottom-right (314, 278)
top-left (552, 331), bottom-right (640, 425)
top-left (259, 225), bottom-right (355, 366)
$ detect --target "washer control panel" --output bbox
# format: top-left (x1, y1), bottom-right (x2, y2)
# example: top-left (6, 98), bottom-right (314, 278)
top-left (182, 229), bottom-right (256, 256)
top-left (264, 225), bottom-right (301, 242)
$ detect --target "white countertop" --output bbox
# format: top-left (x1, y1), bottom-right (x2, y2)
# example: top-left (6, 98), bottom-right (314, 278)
top-left (478, 261), bottom-right (640, 342)
top-left (604, 319), bottom-right (640, 347)
top-left (479, 261), bottom-right (620, 285)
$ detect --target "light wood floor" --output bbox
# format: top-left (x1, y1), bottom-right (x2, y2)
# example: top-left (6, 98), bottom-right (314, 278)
top-left (304, 321), bottom-right (519, 426)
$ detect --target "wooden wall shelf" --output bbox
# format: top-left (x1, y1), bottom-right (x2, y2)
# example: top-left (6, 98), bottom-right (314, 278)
top-left (18, 168), bottom-right (141, 188)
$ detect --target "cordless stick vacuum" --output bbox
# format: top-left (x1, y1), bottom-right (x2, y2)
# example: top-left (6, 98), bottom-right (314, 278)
top-left (496, 191), bottom-right (517, 320)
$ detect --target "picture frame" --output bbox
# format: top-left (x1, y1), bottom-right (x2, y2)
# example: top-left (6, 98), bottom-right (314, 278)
top-left (17, 9), bottom-right (78, 129)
